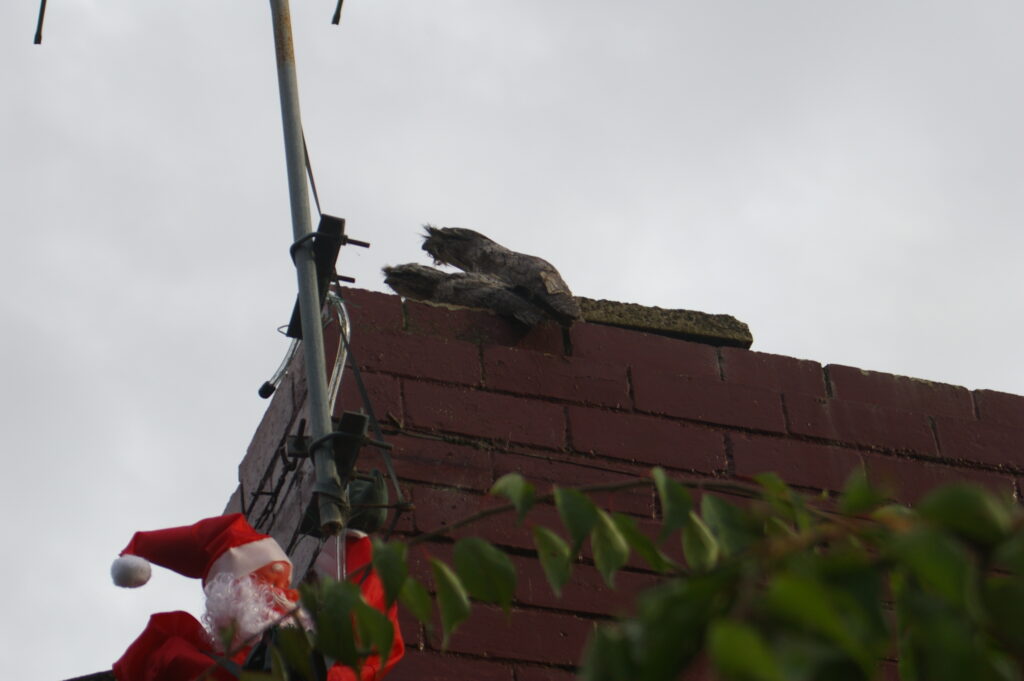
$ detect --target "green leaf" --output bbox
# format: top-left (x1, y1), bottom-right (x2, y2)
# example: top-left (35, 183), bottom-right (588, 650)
top-left (839, 467), bottom-right (887, 515)
top-left (613, 512), bottom-right (674, 573)
top-left (754, 472), bottom-right (790, 500)
top-left (354, 599), bottom-right (395, 671)
top-left (683, 510), bottom-right (720, 572)
top-left (431, 559), bottom-right (471, 647)
top-left (894, 578), bottom-right (1009, 681)
top-left (399, 577), bottom-right (433, 629)
top-left (652, 467), bottom-right (692, 540)
top-left (591, 509), bottom-right (630, 587)
top-left (453, 537), bottom-right (517, 612)
top-left (579, 625), bottom-right (635, 681)
top-left (269, 645), bottom-right (286, 681)
top-left (765, 516), bottom-right (798, 539)
top-left (816, 553), bottom-right (889, 642)
top-left (532, 526), bottom-right (573, 597)
top-left (273, 626), bottom-right (315, 680)
top-left (302, 578), bottom-right (361, 668)
top-left (215, 622), bottom-right (237, 655)
top-left (983, 575), bottom-right (1024, 655)
top-left (371, 539), bottom-right (408, 606)
top-left (629, 572), bottom-right (738, 681)
top-left (890, 528), bottom-right (976, 610)
top-left (764, 574), bottom-right (871, 672)
top-left (554, 486), bottom-right (600, 553)
top-left (755, 472), bottom-right (815, 532)
top-left (491, 473), bottom-right (536, 522)
top-left (771, 634), bottom-right (854, 681)
top-left (917, 483), bottom-right (1012, 548)
top-left (871, 504), bottom-right (919, 532)
top-left (993, 531), bottom-right (1024, 575)
top-left (708, 619), bottom-right (786, 681)
top-left (701, 494), bottom-right (758, 557)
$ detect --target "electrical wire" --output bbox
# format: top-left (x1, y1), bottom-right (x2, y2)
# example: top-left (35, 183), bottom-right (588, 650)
top-left (324, 291), bottom-right (351, 414)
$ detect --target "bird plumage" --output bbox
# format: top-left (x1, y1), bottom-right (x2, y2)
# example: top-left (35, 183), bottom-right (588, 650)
top-left (421, 226), bottom-right (581, 324)
top-left (382, 264), bottom-right (546, 326)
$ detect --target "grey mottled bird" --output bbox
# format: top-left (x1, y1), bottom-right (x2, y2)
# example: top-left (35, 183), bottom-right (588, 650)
top-left (382, 264), bottom-right (546, 326)
top-left (421, 226), bottom-right (582, 324)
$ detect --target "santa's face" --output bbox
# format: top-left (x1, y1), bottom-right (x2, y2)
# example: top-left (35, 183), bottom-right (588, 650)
top-left (251, 560), bottom-right (300, 606)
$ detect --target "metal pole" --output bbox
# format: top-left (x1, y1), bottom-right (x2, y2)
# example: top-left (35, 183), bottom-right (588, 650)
top-left (268, 0), bottom-right (345, 535)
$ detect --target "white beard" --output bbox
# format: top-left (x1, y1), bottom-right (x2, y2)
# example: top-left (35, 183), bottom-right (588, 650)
top-left (202, 573), bottom-right (309, 651)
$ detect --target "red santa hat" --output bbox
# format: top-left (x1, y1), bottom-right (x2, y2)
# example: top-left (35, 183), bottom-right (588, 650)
top-left (110, 513), bottom-right (291, 588)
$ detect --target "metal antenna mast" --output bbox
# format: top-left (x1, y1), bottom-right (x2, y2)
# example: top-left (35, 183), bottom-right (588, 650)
top-left (267, 0), bottom-right (345, 536)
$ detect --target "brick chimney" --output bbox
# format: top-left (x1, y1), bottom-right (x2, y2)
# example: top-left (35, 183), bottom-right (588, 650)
top-left (229, 287), bottom-right (1024, 681)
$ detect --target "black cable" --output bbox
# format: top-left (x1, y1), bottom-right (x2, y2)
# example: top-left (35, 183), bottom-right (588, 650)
top-left (34, 0), bottom-right (47, 44)
top-left (301, 128), bottom-right (322, 216)
top-left (289, 231), bottom-right (340, 262)
top-left (330, 294), bottom-right (411, 540)
top-left (336, 324), bottom-right (405, 506)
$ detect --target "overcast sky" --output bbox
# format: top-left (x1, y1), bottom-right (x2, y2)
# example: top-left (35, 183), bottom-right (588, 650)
top-left (3, 1), bottom-right (1023, 678)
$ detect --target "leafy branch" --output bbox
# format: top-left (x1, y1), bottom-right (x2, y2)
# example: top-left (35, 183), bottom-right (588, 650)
top-left (225, 464), bottom-right (1024, 681)
top-left (374, 467), bottom-right (1024, 681)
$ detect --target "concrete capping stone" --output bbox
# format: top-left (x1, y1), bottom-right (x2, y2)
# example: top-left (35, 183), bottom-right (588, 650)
top-left (577, 296), bottom-right (752, 348)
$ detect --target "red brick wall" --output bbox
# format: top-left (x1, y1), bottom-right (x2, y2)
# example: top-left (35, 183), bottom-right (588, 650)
top-left (231, 287), bottom-right (1024, 680)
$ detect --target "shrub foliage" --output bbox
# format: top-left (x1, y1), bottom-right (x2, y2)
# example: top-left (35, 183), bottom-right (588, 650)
top-left (238, 468), bottom-right (1024, 681)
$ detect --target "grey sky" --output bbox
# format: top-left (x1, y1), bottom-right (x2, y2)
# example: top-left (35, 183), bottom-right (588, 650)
top-left (2, 1), bottom-right (1022, 678)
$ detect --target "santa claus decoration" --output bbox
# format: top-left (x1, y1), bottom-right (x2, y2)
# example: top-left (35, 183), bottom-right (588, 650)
top-left (110, 513), bottom-right (404, 681)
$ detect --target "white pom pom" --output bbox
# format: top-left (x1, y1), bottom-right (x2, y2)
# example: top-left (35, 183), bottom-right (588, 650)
top-left (111, 555), bottom-right (152, 588)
